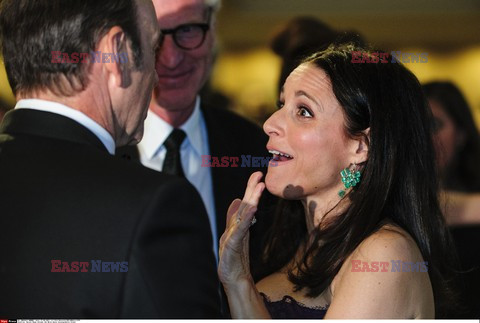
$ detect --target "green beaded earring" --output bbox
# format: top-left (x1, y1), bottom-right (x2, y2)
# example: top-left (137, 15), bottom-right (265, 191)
top-left (338, 164), bottom-right (361, 198)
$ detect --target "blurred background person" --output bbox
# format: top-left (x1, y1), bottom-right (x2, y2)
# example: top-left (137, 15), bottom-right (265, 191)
top-left (423, 81), bottom-right (480, 318)
top-left (423, 81), bottom-right (480, 193)
top-left (270, 16), bottom-right (366, 95)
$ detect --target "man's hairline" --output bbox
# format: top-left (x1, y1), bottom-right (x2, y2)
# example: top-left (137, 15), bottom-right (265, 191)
top-left (205, 0), bottom-right (221, 14)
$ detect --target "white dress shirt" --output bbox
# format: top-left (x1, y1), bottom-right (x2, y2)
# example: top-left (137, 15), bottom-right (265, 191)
top-left (138, 97), bottom-right (218, 260)
top-left (15, 99), bottom-right (115, 155)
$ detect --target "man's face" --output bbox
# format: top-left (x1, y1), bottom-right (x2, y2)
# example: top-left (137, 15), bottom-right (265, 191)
top-left (119, 0), bottom-right (161, 145)
top-left (151, 0), bottom-right (215, 112)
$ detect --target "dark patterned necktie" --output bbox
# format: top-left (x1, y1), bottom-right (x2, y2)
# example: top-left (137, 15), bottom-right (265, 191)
top-left (162, 128), bottom-right (186, 177)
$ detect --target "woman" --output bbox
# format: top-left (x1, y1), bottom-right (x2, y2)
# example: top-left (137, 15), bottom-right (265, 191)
top-left (422, 81), bottom-right (480, 225)
top-left (218, 44), bottom-right (456, 318)
top-left (423, 81), bottom-right (480, 193)
top-left (423, 81), bottom-right (480, 317)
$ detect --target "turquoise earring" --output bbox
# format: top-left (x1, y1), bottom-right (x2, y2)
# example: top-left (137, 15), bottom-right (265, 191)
top-left (338, 164), bottom-right (361, 198)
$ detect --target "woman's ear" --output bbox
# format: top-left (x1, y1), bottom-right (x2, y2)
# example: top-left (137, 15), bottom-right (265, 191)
top-left (455, 129), bottom-right (467, 149)
top-left (353, 127), bottom-right (370, 164)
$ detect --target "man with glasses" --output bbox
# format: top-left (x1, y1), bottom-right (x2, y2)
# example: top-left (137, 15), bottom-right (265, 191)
top-left (119, 0), bottom-right (271, 274)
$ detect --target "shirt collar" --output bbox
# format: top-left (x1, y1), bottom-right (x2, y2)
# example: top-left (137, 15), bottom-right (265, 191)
top-left (139, 96), bottom-right (206, 159)
top-left (181, 97), bottom-right (205, 157)
top-left (14, 98), bottom-right (115, 155)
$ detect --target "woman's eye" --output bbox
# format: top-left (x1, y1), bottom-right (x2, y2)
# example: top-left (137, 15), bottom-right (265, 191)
top-left (276, 100), bottom-right (285, 110)
top-left (297, 106), bottom-right (313, 118)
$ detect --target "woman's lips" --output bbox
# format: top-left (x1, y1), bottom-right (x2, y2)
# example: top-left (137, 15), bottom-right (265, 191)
top-left (268, 149), bottom-right (294, 163)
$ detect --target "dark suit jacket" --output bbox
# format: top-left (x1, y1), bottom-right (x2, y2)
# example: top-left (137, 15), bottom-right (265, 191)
top-left (117, 104), bottom-right (277, 280)
top-left (202, 105), bottom-right (271, 239)
top-left (0, 109), bottom-right (220, 318)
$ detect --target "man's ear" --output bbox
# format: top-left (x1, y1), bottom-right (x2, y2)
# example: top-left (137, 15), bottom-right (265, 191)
top-left (98, 26), bottom-right (132, 89)
top-left (352, 127), bottom-right (370, 164)
top-left (115, 32), bottom-right (133, 88)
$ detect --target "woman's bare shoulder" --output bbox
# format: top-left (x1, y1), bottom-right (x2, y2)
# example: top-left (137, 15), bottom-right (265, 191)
top-left (355, 224), bottom-right (423, 261)
top-left (326, 223), bottom-right (434, 318)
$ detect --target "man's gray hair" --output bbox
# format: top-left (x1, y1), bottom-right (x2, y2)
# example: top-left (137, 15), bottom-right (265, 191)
top-left (205, 0), bottom-right (221, 12)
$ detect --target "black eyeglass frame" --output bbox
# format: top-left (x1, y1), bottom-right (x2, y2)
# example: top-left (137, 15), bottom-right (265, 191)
top-left (158, 6), bottom-right (213, 51)
top-left (159, 23), bottom-right (210, 50)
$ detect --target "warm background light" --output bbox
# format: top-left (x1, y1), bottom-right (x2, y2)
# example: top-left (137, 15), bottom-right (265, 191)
top-left (0, 56), bottom-right (15, 105)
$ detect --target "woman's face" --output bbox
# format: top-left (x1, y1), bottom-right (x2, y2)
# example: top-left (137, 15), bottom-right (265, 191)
top-left (429, 99), bottom-right (463, 173)
top-left (263, 63), bottom-right (363, 200)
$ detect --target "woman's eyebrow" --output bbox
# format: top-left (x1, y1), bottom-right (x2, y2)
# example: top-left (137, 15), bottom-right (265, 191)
top-left (295, 90), bottom-right (323, 110)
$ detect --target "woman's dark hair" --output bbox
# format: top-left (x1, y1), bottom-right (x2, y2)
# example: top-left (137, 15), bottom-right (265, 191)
top-left (0, 0), bottom-right (143, 97)
top-left (423, 81), bottom-right (480, 192)
top-left (260, 44), bottom-right (458, 318)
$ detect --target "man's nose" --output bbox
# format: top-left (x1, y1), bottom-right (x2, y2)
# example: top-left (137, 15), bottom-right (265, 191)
top-left (157, 35), bottom-right (184, 69)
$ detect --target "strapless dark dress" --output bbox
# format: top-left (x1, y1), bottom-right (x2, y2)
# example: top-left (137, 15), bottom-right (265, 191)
top-left (260, 293), bottom-right (329, 319)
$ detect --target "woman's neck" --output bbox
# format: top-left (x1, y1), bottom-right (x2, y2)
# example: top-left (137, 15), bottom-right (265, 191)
top-left (302, 190), bottom-right (352, 233)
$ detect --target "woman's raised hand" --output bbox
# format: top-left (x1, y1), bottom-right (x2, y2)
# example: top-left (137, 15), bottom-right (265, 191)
top-left (218, 171), bottom-right (265, 286)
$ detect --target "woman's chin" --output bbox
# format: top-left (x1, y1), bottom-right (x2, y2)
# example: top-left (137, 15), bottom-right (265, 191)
top-left (265, 174), bottom-right (287, 198)
top-left (265, 174), bottom-right (305, 200)
top-left (265, 178), bottom-right (281, 198)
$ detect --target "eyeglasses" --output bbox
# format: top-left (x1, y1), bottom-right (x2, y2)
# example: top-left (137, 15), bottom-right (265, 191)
top-left (159, 23), bottom-right (210, 50)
